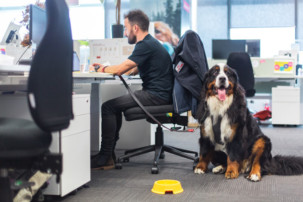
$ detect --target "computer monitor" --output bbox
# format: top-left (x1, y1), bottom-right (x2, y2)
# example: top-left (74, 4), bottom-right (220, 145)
top-left (212, 39), bottom-right (246, 59)
top-left (29, 4), bottom-right (47, 46)
top-left (246, 39), bottom-right (260, 57)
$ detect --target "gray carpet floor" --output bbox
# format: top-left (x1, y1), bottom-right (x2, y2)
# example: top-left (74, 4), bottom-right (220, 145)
top-left (51, 125), bottom-right (303, 202)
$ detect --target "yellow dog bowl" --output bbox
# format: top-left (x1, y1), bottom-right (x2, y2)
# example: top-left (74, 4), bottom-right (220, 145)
top-left (151, 180), bottom-right (183, 195)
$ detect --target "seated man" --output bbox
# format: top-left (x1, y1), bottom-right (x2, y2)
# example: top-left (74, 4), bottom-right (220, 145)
top-left (91, 9), bottom-right (174, 170)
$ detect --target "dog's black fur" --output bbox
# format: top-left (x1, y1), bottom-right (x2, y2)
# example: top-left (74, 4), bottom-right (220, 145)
top-left (194, 64), bottom-right (303, 181)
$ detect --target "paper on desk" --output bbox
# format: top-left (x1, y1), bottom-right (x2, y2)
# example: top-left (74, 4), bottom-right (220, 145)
top-left (0, 54), bottom-right (14, 65)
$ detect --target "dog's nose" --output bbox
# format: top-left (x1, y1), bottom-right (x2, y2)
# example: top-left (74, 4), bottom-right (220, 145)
top-left (219, 77), bottom-right (226, 83)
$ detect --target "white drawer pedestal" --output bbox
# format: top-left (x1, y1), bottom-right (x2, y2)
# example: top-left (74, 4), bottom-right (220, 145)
top-left (43, 94), bottom-right (91, 196)
top-left (272, 86), bottom-right (303, 125)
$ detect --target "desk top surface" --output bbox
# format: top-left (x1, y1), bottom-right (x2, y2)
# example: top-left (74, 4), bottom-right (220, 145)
top-left (73, 72), bottom-right (114, 78)
top-left (0, 65), bottom-right (114, 79)
top-left (0, 65), bottom-right (30, 72)
top-left (1, 65), bottom-right (301, 81)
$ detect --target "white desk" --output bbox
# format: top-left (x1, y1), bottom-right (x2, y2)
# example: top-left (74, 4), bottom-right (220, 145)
top-left (0, 66), bottom-right (152, 151)
top-left (0, 65), bottom-right (155, 196)
top-left (0, 66), bottom-right (114, 196)
top-left (73, 73), bottom-right (151, 152)
top-left (0, 66), bottom-right (115, 151)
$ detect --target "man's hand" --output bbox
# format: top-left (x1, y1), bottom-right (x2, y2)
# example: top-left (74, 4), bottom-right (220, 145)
top-left (89, 63), bottom-right (107, 72)
top-left (89, 59), bottom-right (137, 75)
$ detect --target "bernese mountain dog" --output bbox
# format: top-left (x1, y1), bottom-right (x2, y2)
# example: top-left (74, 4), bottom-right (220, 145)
top-left (194, 64), bottom-right (303, 182)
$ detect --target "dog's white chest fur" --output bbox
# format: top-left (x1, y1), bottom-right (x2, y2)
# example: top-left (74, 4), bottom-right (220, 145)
top-left (203, 95), bottom-right (234, 153)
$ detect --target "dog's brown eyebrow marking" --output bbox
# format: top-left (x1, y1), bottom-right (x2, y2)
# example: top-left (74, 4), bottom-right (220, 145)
top-left (215, 66), bottom-right (220, 70)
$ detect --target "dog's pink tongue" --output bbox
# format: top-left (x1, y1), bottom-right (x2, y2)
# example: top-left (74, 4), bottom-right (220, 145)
top-left (218, 89), bottom-right (226, 101)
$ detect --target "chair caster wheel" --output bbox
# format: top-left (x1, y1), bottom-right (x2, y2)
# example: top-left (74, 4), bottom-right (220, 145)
top-left (160, 153), bottom-right (165, 159)
top-left (115, 163), bottom-right (122, 169)
top-left (122, 158), bottom-right (129, 162)
top-left (151, 166), bottom-right (159, 174)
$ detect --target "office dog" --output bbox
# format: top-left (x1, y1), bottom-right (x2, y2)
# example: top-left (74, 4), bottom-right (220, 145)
top-left (194, 64), bottom-right (303, 181)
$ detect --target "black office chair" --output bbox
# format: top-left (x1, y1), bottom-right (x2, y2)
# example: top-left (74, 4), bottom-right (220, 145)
top-left (227, 52), bottom-right (256, 97)
top-left (0, 0), bottom-right (73, 201)
top-left (115, 30), bottom-right (208, 174)
top-left (116, 105), bottom-right (197, 174)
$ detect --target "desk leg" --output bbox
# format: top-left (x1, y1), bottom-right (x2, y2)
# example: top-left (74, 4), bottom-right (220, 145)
top-left (90, 83), bottom-right (101, 153)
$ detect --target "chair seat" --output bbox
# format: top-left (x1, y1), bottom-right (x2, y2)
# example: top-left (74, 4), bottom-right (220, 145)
top-left (124, 105), bottom-right (174, 121)
top-left (124, 105), bottom-right (188, 126)
top-left (0, 118), bottom-right (52, 158)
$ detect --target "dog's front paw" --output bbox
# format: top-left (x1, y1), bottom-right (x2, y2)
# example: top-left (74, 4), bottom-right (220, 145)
top-left (247, 173), bottom-right (261, 182)
top-left (212, 165), bottom-right (226, 174)
top-left (194, 162), bottom-right (208, 174)
top-left (225, 170), bottom-right (239, 179)
top-left (194, 167), bottom-right (205, 174)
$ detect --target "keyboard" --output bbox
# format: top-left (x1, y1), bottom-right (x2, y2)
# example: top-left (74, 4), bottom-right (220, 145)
top-left (18, 59), bottom-right (32, 65)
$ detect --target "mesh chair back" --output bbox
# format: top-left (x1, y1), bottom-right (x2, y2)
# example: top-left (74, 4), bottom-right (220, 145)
top-left (27, 0), bottom-right (73, 132)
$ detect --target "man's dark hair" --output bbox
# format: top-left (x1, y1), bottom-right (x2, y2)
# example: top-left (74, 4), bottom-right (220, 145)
top-left (124, 9), bottom-right (149, 32)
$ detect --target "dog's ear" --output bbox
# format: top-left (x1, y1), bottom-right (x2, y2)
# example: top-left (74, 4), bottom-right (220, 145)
top-left (226, 66), bottom-right (247, 124)
top-left (228, 65), bottom-right (245, 98)
top-left (228, 87), bottom-right (247, 124)
top-left (201, 70), bottom-right (210, 100)
top-left (226, 65), bottom-right (239, 84)
top-left (202, 70), bottom-right (211, 90)
top-left (233, 69), bottom-right (239, 84)
top-left (196, 99), bottom-right (209, 124)
top-left (195, 72), bottom-right (210, 123)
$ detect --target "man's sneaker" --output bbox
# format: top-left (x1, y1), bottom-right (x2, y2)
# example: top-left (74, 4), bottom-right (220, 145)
top-left (91, 154), bottom-right (115, 170)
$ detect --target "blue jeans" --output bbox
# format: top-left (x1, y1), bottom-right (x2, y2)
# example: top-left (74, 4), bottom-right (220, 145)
top-left (100, 90), bottom-right (170, 156)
